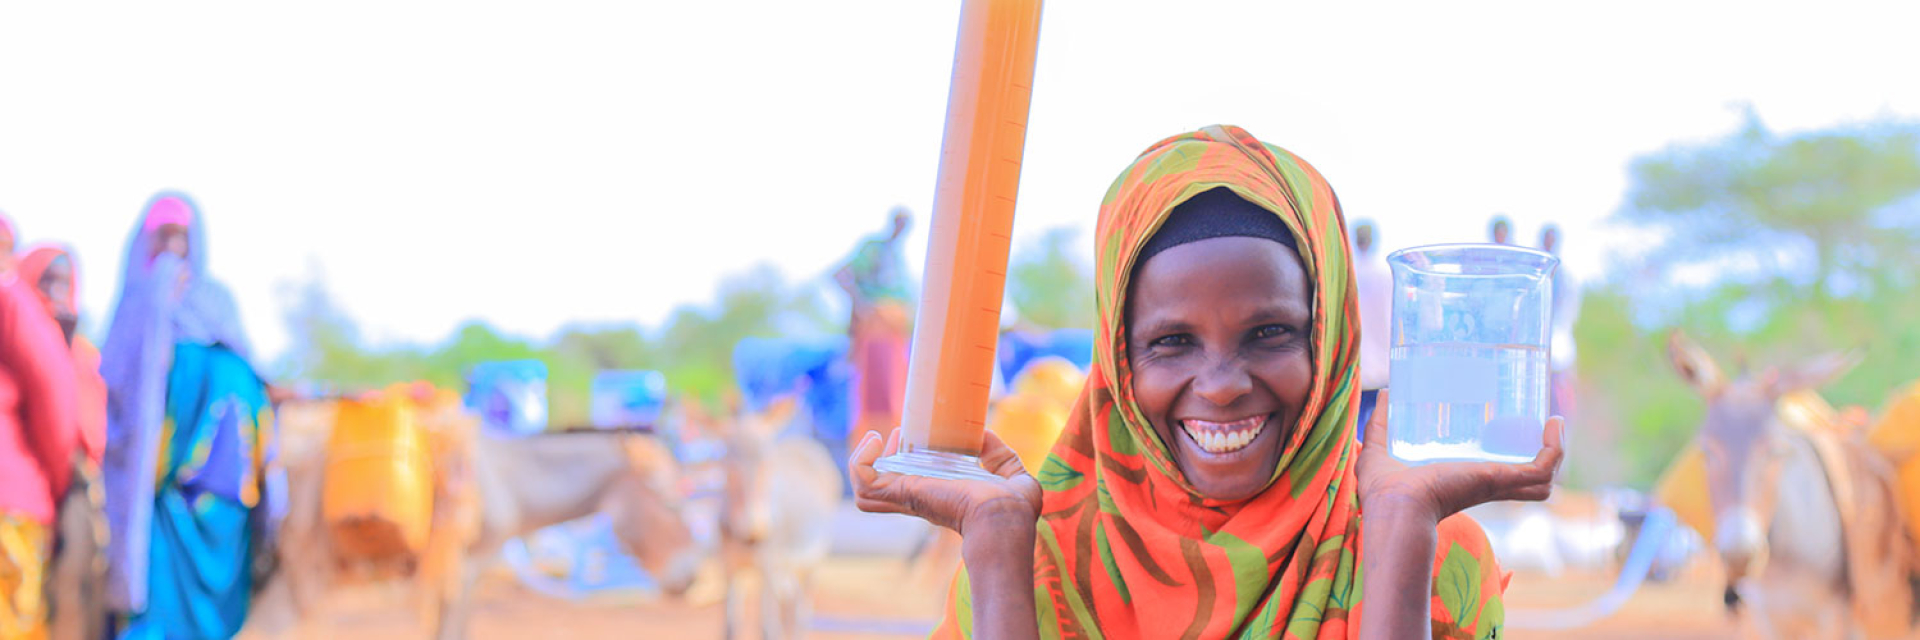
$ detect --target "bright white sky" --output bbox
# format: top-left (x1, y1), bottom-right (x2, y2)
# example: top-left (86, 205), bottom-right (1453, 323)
top-left (4, 1), bottom-right (1918, 363)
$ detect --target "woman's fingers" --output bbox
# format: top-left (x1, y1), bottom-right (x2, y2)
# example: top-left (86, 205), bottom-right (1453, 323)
top-left (854, 430), bottom-right (883, 465)
top-left (851, 429), bottom-right (947, 522)
top-left (852, 452), bottom-right (928, 515)
top-left (850, 430), bottom-right (888, 502)
top-left (855, 497), bottom-right (906, 515)
top-left (1490, 421), bottom-right (1565, 504)
top-left (884, 426), bottom-right (904, 457)
top-left (979, 430), bottom-right (1029, 479)
top-left (851, 431), bottom-right (884, 477)
top-left (1360, 389), bottom-right (1391, 451)
top-left (1537, 416), bottom-right (1567, 477)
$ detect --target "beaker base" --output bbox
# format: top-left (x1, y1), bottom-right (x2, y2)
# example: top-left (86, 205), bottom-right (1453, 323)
top-left (1390, 440), bottom-right (1538, 465)
top-left (874, 450), bottom-right (1001, 482)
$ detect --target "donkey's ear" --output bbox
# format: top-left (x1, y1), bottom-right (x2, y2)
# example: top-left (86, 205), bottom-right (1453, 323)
top-left (737, 395), bottom-right (798, 441)
top-left (1667, 329), bottom-right (1726, 397)
top-left (721, 390), bottom-right (745, 419)
top-left (1769, 350), bottom-right (1862, 396)
top-left (759, 396), bottom-right (800, 438)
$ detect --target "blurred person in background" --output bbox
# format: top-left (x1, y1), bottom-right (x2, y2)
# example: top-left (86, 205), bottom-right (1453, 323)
top-left (1351, 220), bottom-right (1391, 430)
top-left (101, 192), bottom-right (283, 640)
top-left (834, 207), bottom-right (915, 455)
top-left (19, 244), bottom-right (111, 640)
top-left (1540, 224), bottom-right (1579, 420)
top-left (0, 213), bottom-right (82, 640)
top-left (20, 246), bottom-right (106, 463)
top-left (1489, 215), bottom-right (1512, 245)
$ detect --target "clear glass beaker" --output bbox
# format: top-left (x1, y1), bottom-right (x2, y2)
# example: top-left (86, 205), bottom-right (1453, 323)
top-left (1385, 244), bottom-right (1558, 464)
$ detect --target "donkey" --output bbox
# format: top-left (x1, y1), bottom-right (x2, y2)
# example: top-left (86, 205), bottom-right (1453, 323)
top-left (442, 431), bottom-right (703, 637)
top-left (1667, 331), bottom-right (1915, 639)
top-left (247, 423), bottom-right (702, 640)
top-left (716, 397), bottom-right (844, 640)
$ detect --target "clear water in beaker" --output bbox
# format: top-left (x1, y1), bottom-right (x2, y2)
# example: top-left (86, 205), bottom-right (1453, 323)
top-left (1385, 244), bottom-right (1557, 464)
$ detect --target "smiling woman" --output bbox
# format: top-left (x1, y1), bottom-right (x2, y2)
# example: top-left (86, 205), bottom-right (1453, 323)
top-left (851, 125), bottom-right (1564, 639)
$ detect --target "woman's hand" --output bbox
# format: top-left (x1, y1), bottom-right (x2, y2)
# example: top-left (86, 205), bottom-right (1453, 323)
top-left (854, 429), bottom-right (1045, 639)
top-left (850, 428), bottom-right (1042, 536)
top-left (1355, 390), bottom-right (1565, 520)
top-left (1354, 391), bottom-right (1564, 640)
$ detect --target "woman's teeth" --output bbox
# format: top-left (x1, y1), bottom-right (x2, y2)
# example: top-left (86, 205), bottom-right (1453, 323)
top-left (1180, 416), bottom-right (1266, 454)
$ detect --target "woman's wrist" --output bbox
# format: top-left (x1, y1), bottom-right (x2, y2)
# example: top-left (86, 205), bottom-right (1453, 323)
top-left (962, 496), bottom-right (1039, 535)
top-left (1360, 489), bottom-right (1444, 526)
top-left (1358, 491), bottom-right (1442, 640)
top-left (960, 511), bottom-right (1040, 640)
top-left (961, 505), bottom-right (1037, 559)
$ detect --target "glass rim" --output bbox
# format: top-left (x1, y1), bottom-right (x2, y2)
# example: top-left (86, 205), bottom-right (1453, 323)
top-left (1385, 242), bottom-right (1558, 276)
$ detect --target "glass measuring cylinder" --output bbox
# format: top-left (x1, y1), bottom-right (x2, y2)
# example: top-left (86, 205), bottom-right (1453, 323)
top-left (874, 0), bottom-right (1043, 481)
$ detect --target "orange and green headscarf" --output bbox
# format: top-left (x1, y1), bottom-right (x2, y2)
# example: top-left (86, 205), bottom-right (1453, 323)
top-left (937, 125), bottom-right (1505, 639)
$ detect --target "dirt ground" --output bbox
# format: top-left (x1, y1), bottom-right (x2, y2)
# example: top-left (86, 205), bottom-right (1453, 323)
top-left (1502, 565), bottom-right (1739, 640)
top-left (293, 556), bottom-right (945, 639)
top-left (292, 553), bottom-right (1745, 639)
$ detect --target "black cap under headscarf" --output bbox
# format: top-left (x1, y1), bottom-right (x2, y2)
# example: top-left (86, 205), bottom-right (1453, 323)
top-left (1136, 187), bottom-right (1298, 270)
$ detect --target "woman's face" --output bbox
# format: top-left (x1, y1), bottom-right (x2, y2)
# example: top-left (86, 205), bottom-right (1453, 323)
top-left (153, 224), bottom-right (190, 260)
top-left (39, 257), bottom-right (75, 315)
top-left (1127, 236), bottom-right (1314, 502)
top-left (39, 257), bottom-right (77, 343)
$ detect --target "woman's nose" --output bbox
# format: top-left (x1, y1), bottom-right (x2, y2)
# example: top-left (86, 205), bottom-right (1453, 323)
top-left (1191, 356), bottom-right (1253, 406)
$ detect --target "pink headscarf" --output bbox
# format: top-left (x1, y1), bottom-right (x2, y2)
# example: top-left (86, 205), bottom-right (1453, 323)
top-left (141, 196), bottom-right (196, 233)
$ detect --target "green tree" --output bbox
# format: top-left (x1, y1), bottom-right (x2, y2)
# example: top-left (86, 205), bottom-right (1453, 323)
top-left (655, 264), bottom-right (834, 407)
top-left (1007, 226), bottom-right (1096, 330)
top-left (1620, 108), bottom-right (1920, 301)
top-left (551, 324), bottom-right (655, 371)
top-left (274, 273), bottom-right (430, 389)
top-left (275, 264), bottom-right (829, 423)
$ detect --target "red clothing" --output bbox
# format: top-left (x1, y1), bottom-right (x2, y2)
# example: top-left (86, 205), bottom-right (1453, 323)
top-left (17, 247), bottom-right (103, 463)
top-left (846, 301), bottom-right (910, 450)
top-left (0, 275), bottom-right (80, 525)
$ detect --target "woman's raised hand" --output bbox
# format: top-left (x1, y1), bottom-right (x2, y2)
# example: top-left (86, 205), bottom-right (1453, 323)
top-left (850, 428), bottom-right (1042, 535)
top-left (1355, 390), bottom-right (1565, 519)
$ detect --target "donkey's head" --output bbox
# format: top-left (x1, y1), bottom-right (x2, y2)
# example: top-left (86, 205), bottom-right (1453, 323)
top-left (719, 395), bottom-right (799, 545)
top-left (606, 435), bottom-right (701, 597)
top-left (1666, 330), bottom-right (1858, 583)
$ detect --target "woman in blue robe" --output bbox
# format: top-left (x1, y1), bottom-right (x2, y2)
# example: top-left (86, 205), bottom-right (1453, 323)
top-left (101, 192), bottom-right (283, 639)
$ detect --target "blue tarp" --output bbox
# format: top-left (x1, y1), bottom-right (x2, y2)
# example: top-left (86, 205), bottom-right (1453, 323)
top-left (732, 336), bottom-right (854, 490)
top-left (999, 328), bottom-right (1095, 381)
top-left (590, 370), bottom-right (668, 428)
top-left (504, 513), bottom-right (659, 599)
top-left (732, 335), bottom-right (852, 441)
top-left (465, 360), bottom-right (550, 436)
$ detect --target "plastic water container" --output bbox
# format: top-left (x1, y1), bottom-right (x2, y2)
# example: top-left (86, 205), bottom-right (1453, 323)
top-left (1386, 244), bottom-right (1558, 464)
top-left (465, 360), bottom-right (549, 435)
top-left (590, 370), bottom-right (668, 429)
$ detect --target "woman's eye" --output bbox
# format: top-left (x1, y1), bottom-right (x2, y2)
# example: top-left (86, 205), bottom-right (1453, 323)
top-left (1253, 324), bottom-right (1291, 340)
top-left (1150, 334), bottom-right (1193, 348)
